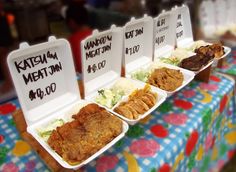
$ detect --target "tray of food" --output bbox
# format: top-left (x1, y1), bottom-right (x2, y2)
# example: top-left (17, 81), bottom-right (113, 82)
top-left (7, 36), bottom-right (129, 169)
top-left (28, 101), bottom-right (128, 169)
top-left (129, 62), bottom-right (194, 96)
top-left (158, 5), bottom-right (231, 74)
top-left (86, 78), bottom-right (167, 125)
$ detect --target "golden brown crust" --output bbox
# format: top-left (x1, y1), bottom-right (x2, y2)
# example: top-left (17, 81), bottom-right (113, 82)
top-left (114, 85), bottom-right (157, 119)
top-left (47, 103), bottom-right (122, 165)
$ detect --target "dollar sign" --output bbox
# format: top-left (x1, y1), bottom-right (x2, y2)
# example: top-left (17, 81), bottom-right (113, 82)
top-left (92, 64), bottom-right (97, 73)
top-left (29, 90), bottom-right (36, 101)
top-left (87, 65), bottom-right (91, 73)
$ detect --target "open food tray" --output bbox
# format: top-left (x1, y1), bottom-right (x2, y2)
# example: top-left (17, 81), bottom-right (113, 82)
top-left (85, 77), bottom-right (167, 125)
top-left (27, 100), bottom-right (128, 169)
top-left (81, 22), bottom-right (167, 125)
top-left (7, 36), bottom-right (129, 169)
top-left (172, 5), bottom-right (231, 73)
top-left (127, 62), bottom-right (195, 97)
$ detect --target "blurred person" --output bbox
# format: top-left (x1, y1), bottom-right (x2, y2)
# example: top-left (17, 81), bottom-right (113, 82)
top-left (65, 2), bottom-right (92, 73)
top-left (0, 1), bottom-right (16, 103)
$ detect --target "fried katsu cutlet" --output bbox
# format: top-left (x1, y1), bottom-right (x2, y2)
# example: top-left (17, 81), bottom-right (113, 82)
top-left (47, 103), bottom-right (122, 165)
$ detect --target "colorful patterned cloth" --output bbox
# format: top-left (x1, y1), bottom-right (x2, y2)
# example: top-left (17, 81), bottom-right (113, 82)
top-left (0, 72), bottom-right (235, 172)
top-left (216, 48), bottom-right (236, 76)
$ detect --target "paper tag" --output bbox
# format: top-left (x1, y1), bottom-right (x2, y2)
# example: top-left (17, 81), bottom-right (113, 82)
top-left (154, 10), bottom-right (176, 57)
top-left (82, 32), bottom-right (113, 82)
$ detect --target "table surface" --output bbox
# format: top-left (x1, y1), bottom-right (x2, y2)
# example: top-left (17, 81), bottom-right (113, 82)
top-left (0, 67), bottom-right (236, 171)
top-left (216, 48), bottom-right (236, 76)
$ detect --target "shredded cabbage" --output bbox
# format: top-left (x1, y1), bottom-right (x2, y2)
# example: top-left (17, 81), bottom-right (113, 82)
top-left (38, 119), bottom-right (64, 141)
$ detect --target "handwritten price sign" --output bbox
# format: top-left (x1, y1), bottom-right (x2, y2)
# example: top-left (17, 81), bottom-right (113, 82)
top-left (87, 60), bottom-right (106, 73)
top-left (29, 82), bottom-right (56, 100)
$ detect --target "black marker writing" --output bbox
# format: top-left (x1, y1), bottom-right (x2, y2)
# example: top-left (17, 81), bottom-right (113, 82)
top-left (29, 82), bottom-right (56, 101)
top-left (86, 43), bottom-right (111, 60)
top-left (84, 35), bottom-right (112, 50)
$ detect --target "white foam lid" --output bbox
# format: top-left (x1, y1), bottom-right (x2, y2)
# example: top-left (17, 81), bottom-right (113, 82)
top-left (173, 5), bottom-right (194, 48)
top-left (81, 25), bottom-right (123, 97)
top-left (7, 36), bottom-right (80, 126)
top-left (123, 15), bottom-right (153, 75)
top-left (153, 9), bottom-right (177, 59)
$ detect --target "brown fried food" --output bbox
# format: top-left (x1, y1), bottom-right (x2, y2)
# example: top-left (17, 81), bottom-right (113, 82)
top-left (194, 43), bottom-right (224, 59)
top-left (209, 43), bottom-right (224, 58)
top-left (114, 85), bottom-right (157, 119)
top-left (47, 103), bottom-right (122, 165)
top-left (147, 67), bottom-right (183, 91)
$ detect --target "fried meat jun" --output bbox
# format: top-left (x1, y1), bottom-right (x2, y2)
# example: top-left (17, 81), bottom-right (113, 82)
top-left (147, 67), bottom-right (183, 92)
top-left (47, 103), bottom-right (122, 165)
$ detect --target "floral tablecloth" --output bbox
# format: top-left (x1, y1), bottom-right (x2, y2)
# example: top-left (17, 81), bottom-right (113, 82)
top-left (0, 72), bottom-right (236, 172)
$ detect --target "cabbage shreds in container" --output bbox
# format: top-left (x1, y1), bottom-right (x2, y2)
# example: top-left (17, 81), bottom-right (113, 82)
top-left (95, 78), bottom-right (136, 108)
top-left (158, 48), bottom-right (192, 66)
top-left (37, 119), bottom-right (65, 141)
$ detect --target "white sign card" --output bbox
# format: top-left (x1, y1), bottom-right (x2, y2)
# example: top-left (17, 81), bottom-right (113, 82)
top-left (154, 10), bottom-right (176, 58)
top-left (7, 37), bottom-right (80, 125)
top-left (81, 26), bottom-right (123, 96)
top-left (124, 15), bottom-right (153, 74)
top-left (82, 32), bottom-right (112, 81)
top-left (174, 5), bottom-right (193, 47)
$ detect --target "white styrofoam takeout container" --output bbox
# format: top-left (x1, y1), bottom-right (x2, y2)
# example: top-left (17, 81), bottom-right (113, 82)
top-left (81, 24), bottom-right (167, 125)
top-left (7, 36), bottom-right (128, 169)
top-left (127, 62), bottom-right (194, 97)
top-left (123, 14), bottom-right (194, 96)
top-left (173, 4), bottom-right (231, 73)
top-left (86, 77), bottom-right (167, 125)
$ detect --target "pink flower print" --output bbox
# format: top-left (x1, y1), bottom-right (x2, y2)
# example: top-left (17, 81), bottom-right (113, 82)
top-left (217, 159), bottom-right (225, 170)
top-left (199, 83), bottom-right (218, 91)
top-left (130, 139), bottom-right (160, 157)
top-left (163, 113), bottom-right (188, 126)
top-left (96, 155), bottom-right (119, 172)
top-left (204, 132), bottom-right (213, 152)
top-left (2, 163), bottom-right (19, 172)
top-left (182, 90), bottom-right (196, 98)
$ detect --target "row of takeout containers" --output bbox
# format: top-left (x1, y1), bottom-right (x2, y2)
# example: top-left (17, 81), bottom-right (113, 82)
top-left (7, 5), bottom-right (231, 170)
